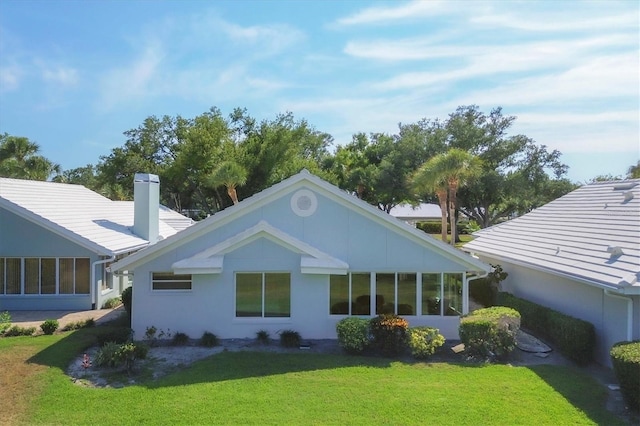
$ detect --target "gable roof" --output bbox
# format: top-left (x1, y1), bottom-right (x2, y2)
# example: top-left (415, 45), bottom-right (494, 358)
top-left (111, 170), bottom-right (489, 273)
top-left (463, 179), bottom-right (640, 292)
top-left (0, 177), bottom-right (192, 256)
top-left (172, 220), bottom-right (349, 275)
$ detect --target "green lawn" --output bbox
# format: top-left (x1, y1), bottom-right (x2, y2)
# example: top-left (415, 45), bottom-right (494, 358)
top-left (1, 328), bottom-right (625, 425)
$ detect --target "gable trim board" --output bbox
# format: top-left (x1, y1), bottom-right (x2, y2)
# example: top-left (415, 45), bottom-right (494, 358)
top-left (110, 170), bottom-right (490, 342)
top-left (172, 220), bottom-right (349, 275)
top-left (111, 170), bottom-right (488, 274)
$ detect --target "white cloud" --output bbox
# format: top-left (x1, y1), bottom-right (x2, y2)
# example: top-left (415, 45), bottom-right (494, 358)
top-left (0, 64), bottom-right (22, 91)
top-left (98, 44), bottom-right (164, 109)
top-left (335, 0), bottom-right (450, 26)
top-left (42, 66), bottom-right (78, 86)
top-left (471, 10), bottom-right (638, 32)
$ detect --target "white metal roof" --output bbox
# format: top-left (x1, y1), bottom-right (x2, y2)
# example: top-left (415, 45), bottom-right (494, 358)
top-left (463, 179), bottom-right (640, 291)
top-left (389, 203), bottom-right (441, 220)
top-left (0, 178), bottom-right (192, 256)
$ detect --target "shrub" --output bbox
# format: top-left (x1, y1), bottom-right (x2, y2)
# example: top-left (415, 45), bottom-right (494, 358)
top-left (336, 317), bottom-right (371, 354)
top-left (407, 326), bottom-right (445, 359)
top-left (459, 307), bottom-right (520, 361)
top-left (40, 319), bottom-right (59, 335)
top-left (62, 318), bottom-right (95, 331)
top-left (94, 341), bottom-right (122, 367)
top-left (199, 331), bottom-right (218, 347)
top-left (95, 341), bottom-right (148, 373)
top-left (610, 340), bottom-right (640, 412)
top-left (496, 292), bottom-right (595, 365)
top-left (370, 314), bottom-right (409, 357)
top-left (3, 325), bottom-right (36, 337)
top-left (121, 287), bottom-right (132, 319)
top-left (256, 329), bottom-right (270, 345)
top-left (0, 311), bottom-right (11, 334)
top-left (279, 330), bottom-right (301, 348)
top-left (102, 297), bottom-right (122, 309)
top-left (171, 332), bottom-right (190, 346)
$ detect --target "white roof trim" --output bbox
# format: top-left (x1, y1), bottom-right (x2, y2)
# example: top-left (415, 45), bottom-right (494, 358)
top-left (111, 170), bottom-right (490, 274)
top-left (170, 220), bottom-right (349, 275)
top-left (172, 256), bottom-right (223, 275)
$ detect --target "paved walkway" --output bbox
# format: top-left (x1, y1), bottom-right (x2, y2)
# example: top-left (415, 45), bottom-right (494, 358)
top-left (6, 306), bottom-right (124, 329)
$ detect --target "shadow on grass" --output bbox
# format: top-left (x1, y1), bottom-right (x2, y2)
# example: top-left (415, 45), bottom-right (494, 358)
top-left (528, 364), bottom-right (627, 426)
top-left (26, 325), bottom-right (624, 425)
top-left (28, 316), bottom-right (131, 370)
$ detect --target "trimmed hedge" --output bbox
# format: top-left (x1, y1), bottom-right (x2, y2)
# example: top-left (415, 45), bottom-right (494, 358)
top-left (459, 307), bottom-right (520, 361)
top-left (407, 326), bottom-right (445, 359)
top-left (610, 340), bottom-right (640, 411)
top-left (370, 314), bottom-right (409, 357)
top-left (336, 317), bottom-right (371, 354)
top-left (497, 292), bottom-right (595, 366)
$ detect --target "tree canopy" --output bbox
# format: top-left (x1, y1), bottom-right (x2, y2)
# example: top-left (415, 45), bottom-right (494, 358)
top-left (6, 105), bottom-right (579, 227)
top-left (0, 133), bottom-right (60, 181)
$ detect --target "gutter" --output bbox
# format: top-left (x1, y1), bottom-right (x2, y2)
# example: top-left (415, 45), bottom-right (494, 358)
top-left (91, 255), bottom-right (116, 310)
top-left (464, 270), bottom-right (489, 315)
top-left (604, 290), bottom-right (634, 341)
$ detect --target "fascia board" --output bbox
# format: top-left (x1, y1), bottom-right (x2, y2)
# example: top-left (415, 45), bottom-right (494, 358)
top-left (468, 250), bottom-right (624, 292)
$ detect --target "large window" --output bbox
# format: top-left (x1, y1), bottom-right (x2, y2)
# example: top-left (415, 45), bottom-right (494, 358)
top-left (151, 272), bottom-right (192, 290)
top-left (330, 272), bottom-right (463, 317)
top-left (236, 272), bottom-right (290, 318)
top-left (0, 257), bottom-right (89, 295)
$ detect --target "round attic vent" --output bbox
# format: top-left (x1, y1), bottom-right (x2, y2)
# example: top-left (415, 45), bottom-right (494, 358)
top-left (291, 189), bottom-right (317, 217)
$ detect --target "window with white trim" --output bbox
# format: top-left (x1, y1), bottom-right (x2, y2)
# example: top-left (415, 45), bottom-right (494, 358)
top-left (151, 272), bottom-right (192, 290)
top-left (0, 257), bottom-right (90, 295)
top-left (235, 272), bottom-right (290, 318)
top-left (330, 272), bottom-right (463, 316)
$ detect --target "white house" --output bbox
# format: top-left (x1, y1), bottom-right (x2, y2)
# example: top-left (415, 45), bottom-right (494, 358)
top-left (110, 170), bottom-right (491, 341)
top-left (0, 175), bottom-right (193, 311)
top-left (463, 179), bottom-right (640, 366)
top-left (389, 203), bottom-right (441, 227)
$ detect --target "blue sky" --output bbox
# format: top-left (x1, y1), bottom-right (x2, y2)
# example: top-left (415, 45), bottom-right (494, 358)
top-left (0, 0), bottom-right (638, 183)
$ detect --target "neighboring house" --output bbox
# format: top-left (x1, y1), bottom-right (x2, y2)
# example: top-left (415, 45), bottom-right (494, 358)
top-left (110, 170), bottom-right (490, 341)
top-left (463, 179), bottom-right (640, 366)
top-left (389, 203), bottom-right (441, 227)
top-left (0, 174), bottom-right (193, 311)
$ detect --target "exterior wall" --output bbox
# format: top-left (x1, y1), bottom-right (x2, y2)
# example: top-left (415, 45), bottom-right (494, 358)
top-left (482, 254), bottom-right (635, 366)
top-left (131, 186), bottom-right (467, 341)
top-left (0, 208), bottom-right (123, 311)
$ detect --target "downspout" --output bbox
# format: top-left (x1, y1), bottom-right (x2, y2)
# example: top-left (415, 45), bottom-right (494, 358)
top-left (604, 290), bottom-right (633, 341)
top-left (91, 255), bottom-right (116, 310)
top-left (464, 271), bottom-right (489, 315)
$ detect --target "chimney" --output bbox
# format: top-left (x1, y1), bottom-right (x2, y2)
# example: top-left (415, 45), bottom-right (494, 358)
top-left (133, 173), bottom-right (160, 244)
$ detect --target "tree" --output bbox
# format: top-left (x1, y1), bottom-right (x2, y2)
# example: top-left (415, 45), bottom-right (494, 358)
top-left (207, 161), bottom-right (248, 205)
top-left (0, 133), bottom-right (61, 180)
top-left (411, 164), bottom-right (449, 242)
top-left (326, 131), bottom-right (429, 212)
top-left (444, 106), bottom-right (571, 227)
top-left (52, 164), bottom-right (98, 188)
top-left (412, 149), bottom-right (482, 244)
top-left (627, 161), bottom-right (640, 179)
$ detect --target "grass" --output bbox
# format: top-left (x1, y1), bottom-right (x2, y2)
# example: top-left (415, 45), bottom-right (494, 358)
top-left (1, 326), bottom-right (626, 425)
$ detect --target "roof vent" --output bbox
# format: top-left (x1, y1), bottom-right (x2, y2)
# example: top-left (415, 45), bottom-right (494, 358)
top-left (613, 182), bottom-right (638, 191)
top-left (623, 191), bottom-right (634, 202)
top-left (606, 246), bottom-right (624, 258)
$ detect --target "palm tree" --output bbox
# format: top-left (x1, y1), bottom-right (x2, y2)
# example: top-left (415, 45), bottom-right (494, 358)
top-left (207, 160), bottom-right (248, 205)
top-left (411, 165), bottom-right (449, 242)
top-left (412, 148), bottom-right (482, 245)
top-left (0, 135), bottom-right (60, 180)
